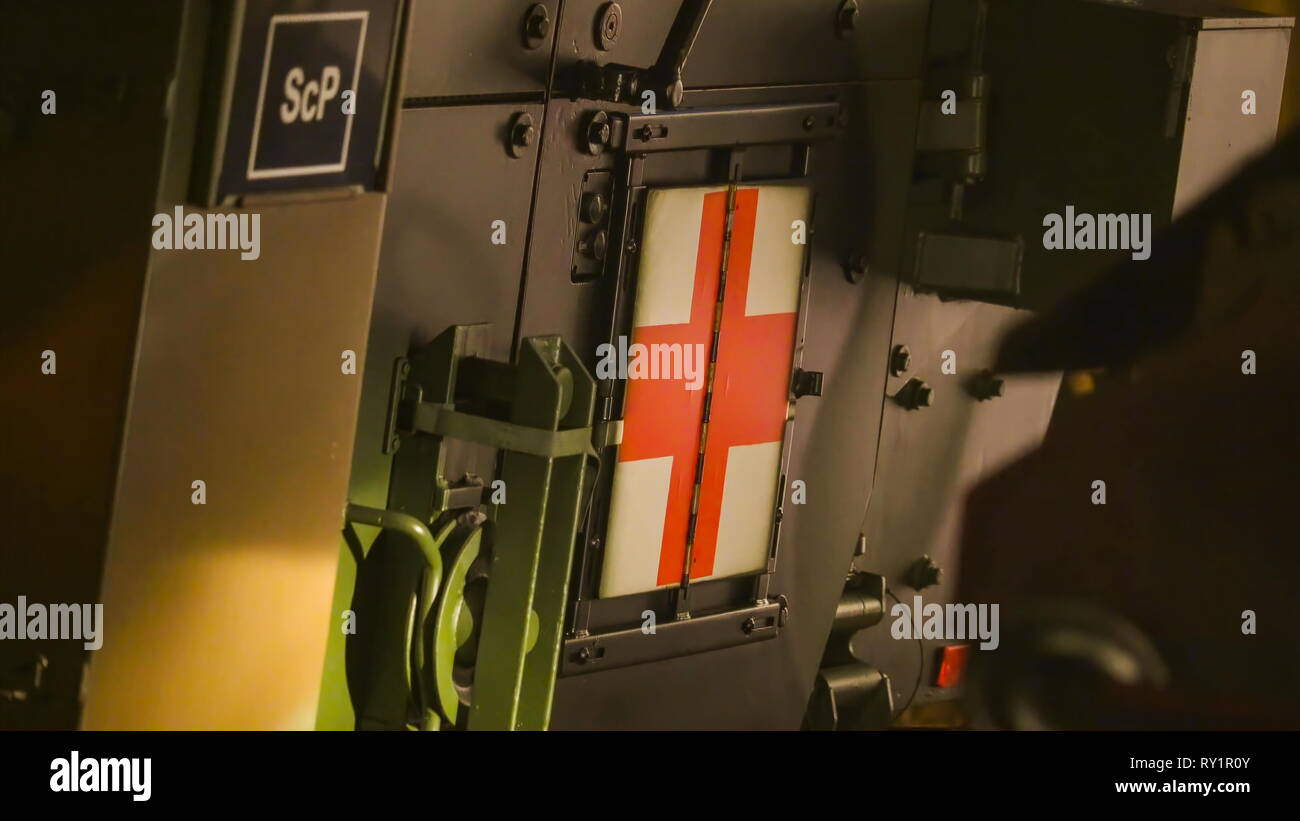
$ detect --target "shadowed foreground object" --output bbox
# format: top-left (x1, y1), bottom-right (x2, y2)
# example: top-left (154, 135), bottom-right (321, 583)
top-left (961, 126), bottom-right (1300, 730)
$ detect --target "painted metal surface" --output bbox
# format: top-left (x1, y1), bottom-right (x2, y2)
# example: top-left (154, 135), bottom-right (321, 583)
top-left (1173, 25), bottom-right (1291, 215)
top-left (82, 188), bottom-right (387, 729)
top-left (404, 0), bottom-right (556, 98)
top-left (856, 286), bottom-right (1061, 714)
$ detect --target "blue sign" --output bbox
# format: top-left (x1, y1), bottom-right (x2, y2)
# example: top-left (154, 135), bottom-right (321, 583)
top-left (193, 0), bottom-right (402, 205)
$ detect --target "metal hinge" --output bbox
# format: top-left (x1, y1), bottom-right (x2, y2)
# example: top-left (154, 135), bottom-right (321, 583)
top-left (915, 72), bottom-right (988, 184)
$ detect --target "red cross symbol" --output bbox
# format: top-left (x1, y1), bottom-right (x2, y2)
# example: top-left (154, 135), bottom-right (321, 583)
top-left (692, 189), bottom-right (797, 579)
top-left (617, 188), bottom-right (798, 587)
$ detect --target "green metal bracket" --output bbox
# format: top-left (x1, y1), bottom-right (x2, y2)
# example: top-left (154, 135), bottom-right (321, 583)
top-left (466, 336), bottom-right (595, 730)
top-left (356, 324), bottom-right (596, 731)
top-left (412, 404), bottom-right (593, 458)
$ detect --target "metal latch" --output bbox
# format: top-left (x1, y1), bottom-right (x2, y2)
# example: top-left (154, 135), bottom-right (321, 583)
top-left (791, 368), bottom-right (824, 399)
top-left (575, 0), bottom-right (713, 109)
top-left (915, 72), bottom-right (988, 184)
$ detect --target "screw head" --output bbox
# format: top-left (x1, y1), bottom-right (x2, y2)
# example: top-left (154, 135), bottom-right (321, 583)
top-left (665, 78), bottom-right (684, 110)
top-left (890, 345), bottom-right (912, 377)
top-left (507, 112), bottom-right (535, 158)
top-left (596, 2), bottom-right (622, 51)
top-left (845, 253), bottom-right (868, 284)
top-left (742, 618), bottom-right (757, 635)
top-left (970, 369), bottom-right (1005, 401)
top-left (513, 122), bottom-right (535, 147)
top-left (898, 378), bottom-right (933, 410)
top-left (524, 4), bottom-right (551, 49)
top-left (528, 10), bottom-right (550, 38)
top-left (580, 192), bottom-right (605, 224)
top-left (583, 110), bottom-right (612, 155)
top-left (906, 555), bottom-right (942, 590)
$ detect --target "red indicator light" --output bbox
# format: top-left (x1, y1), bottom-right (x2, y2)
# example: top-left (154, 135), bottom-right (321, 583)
top-left (936, 644), bottom-right (971, 688)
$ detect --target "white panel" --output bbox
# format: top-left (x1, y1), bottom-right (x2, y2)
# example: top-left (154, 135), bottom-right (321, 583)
top-left (634, 186), bottom-right (725, 327)
top-left (746, 185), bottom-right (810, 316)
top-left (1174, 28), bottom-right (1290, 217)
top-left (599, 455), bottom-right (675, 598)
top-left (709, 441), bottom-right (782, 580)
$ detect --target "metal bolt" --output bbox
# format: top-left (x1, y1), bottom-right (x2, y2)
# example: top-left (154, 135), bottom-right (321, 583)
top-left (523, 4), bottom-right (551, 49)
top-left (914, 383), bottom-right (934, 408)
top-left (596, 2), bottom-right (622, 51)
top-left (906, 555), bottom-right (942, 591)
top-left (890, 345), bottom-right (911, 377)
top-left (507, 112), bottom-right (535, 158)
top-left (580, 192), bottom-right (605, 224)
top-left (803, 115), bottom-right (815, 131)
top-left (969, 369), bottom-right (1005, 401)
top-left (897, 378), bottom-right (933, 410)
top-left (577, 646), bottom-right (593, 663)
top-left (742, 618), bottom-right (757, 635)
top-left (584, 110), bottom-right (612, 155)
top-left (665, 78), bottom-right (684, 110)
top-left (578, 231), bottom-right (608, 261)
top-left (889, 342), bottom-right (909, 374)
top-left (845, 253), bottom-right (868, 284)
